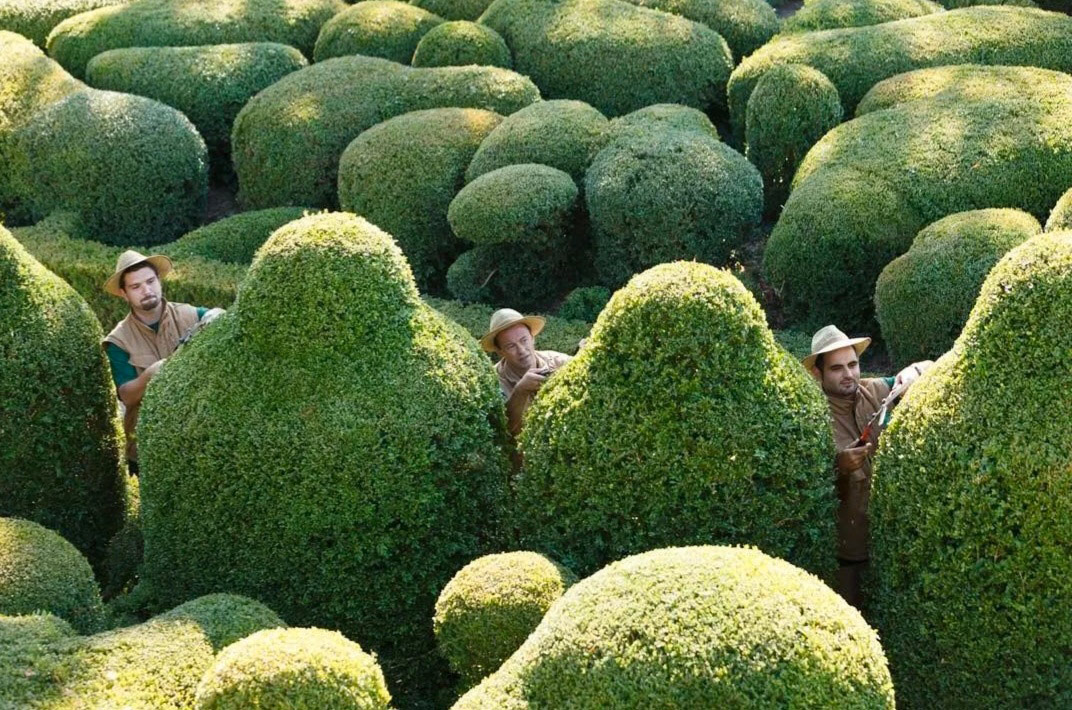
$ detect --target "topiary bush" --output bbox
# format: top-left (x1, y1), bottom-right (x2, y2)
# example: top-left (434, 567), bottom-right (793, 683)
top-left (166, 208), bottom-right (312, 265)
top-left (0, 613), bottom-right (75, 648)
top-left (0, 0), bottom-right (123, 47)
top-left (447, 242), bottom-right (573, 310)
top-left (603, 103), bottom-right (719, 144)
top-left (516, 263), bottom-right (835, 577)
top-left (586, 128), bottom-right (762, 287)
top-left (425, 296), bottom-right (591, 355)
top-left (434, 552), bottom-right (576, 689)
top-left (453, 546), bottom-right (894, 709)
top-left (412, 20), bottom-right (512, 68)
top-left (46, 0), bottom-right (345, 78)
top-left (875, 208), bottom-right (1039, 367)
top-left (557, 286), bottom-right (611, 322)
top-left (870, 230), bottom-right (1072, 709)
top-left (480, 0), bottom-right (733, 117)
top-left (137, 212), bottom-right (510, 704)
top-left (782, 0), bottom-right (943, 33)
top-left (232, 55), bottom-right (539, 208)
top-left (1046, 186), bottom-right (1072, 231)
top-left (337, 107), bottom-right (503, 292)
top-left (616, 0), bottom-right (778, 62)
top-left (313, 0), bottom-right (444, 63)
top-left (412, 0), bottom-right (495, 19)
top-left (195, 628), bottom-right (391, 710)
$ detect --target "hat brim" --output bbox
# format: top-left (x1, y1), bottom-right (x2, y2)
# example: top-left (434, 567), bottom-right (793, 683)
top-left (480, 315), bottom-right (546, 353)
top-left (802, 336), bottom-right (871, 372)
top-left (104, 255), bottom-right (173, 297)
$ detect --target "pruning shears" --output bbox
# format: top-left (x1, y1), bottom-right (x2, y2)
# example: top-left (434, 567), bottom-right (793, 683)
top-left (852, 386), bottom-right (904, 448)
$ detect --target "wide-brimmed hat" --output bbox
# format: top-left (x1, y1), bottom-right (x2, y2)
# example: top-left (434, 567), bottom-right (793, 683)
top-left (103, 250), bottom-right (173, 297)
top-left (479, 308), bottom-right (545, 353)
top-left (801, 324), bottom-right (871, 371)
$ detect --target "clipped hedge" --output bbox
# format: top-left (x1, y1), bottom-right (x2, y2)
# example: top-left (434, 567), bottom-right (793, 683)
top-left (875, 208), bottom-right (1039, 367)
top-left (232, 55), bottom-right (539, 208)
top-left (870, 231), bottom-right (1072, 709)
top-left (101, 474), bottom-right (142, 600)
top-left (617, 0), bottom-right (778, 61)
top-left (412, 0), bottom-right (495, 19)
top-left (412, 21), bottom-right (512, 68)
top-left (424, 296), bottom-right (591, 355)
top-left (434, 552), bottom-right (575, 688)
top-left (516, 263), bottom-right (835, 577)
top-left (603, 102), bottom-right (720, 144)
top-left (783, 0), bottom-right (942, 33)
top-left (1046, 186), bottom-right (1072, 232)
top-left (557, 286), bottom-right (611, 323)
top-left (480, 0), bottom-right (733, 117)
top-left (0, 613), bottom-right (75, 647)
top-left (313, 0), bottom-right (444, 63)
top-left (195, 628), bottom-right (391, 710)
top-left (166, 208), bottom-right (311, 265)
top-left (447, 242), bottom-right (572, 310)
top-left (0, 0), bottom-right (123, 47)
top-left (337, 107), bottom-right (503, 292)
top-left (46, 0), bottom-right (345, 78)
top-left (454, 547), bottom-right (894, 709)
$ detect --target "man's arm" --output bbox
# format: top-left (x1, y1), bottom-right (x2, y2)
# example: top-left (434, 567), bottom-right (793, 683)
top-left (116, 359), bottom-right (164, 409)
top-left (505, 370), bottom-right (547, 436)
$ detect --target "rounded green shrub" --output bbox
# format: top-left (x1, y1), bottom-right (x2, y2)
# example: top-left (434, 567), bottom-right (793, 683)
top-left (449, 164), bottom-right (579, 249)
top-left (480, 0), bottom-right (733, 117)
top-left (313, 0), bottom-right (444, 63)
top-left (783, 0), bottom-right (942, 33)
top-left (0, 0), bottom-right (123, 47)
top-left (516, 263), bottom-right (836, 577)
top-left (412, 21), bottom-right (512, 68)
top-left (870, 231), bottom-right (1072, 709)
top-left (0, 224), bottom-right (124, 570)
top-left (337, 107), bottom-right (503, 292)
top-left (1046, 186), bottom-right (1072, 232)
top-left (195, 628), bottom-right (391, 710)
top-left (425, 296), bottom-right (591, 355)
top-left (454, 546), bottom-right (894, 709)
top-left (46, 0), bottom-right (345, 79)
top-left (434, 552), bottom-right (576, 688)
top-left (413, 0), bottom-right (495, 19)
top-left (138, 212), bottom-right (510, 703)
top-left (447, 242), bottom-right (571, 310)
top-left (557, 286), bottom-right (611, 322)
top-left (603, 103), bottom-right (719, 144)
top-left (745, 63), bottom-right (842, 213)
top-left (586, 129), bottom-right (762, 287)
top-left (167, 208), bottom-right (312, 265)
top-left (0, 518), bottom-right (104, 633)
top-left (0, 613), bottom-right (75, 647)
top-left (232, 55), bottom-right (539, 209)
top-left (617, 0), bottom-right (779, 62)
top-left (875, 208), bottom-right (1039, 367)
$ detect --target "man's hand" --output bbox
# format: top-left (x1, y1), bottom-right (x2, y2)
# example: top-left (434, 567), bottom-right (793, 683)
top-left (516, 369), bottom-right (548, 393)
top-left (145, 359), bottom-right (165, 378)
top-left (837, 443), bottom-right (873, 474)
top-left (891, 360), bottom-right (933, 398)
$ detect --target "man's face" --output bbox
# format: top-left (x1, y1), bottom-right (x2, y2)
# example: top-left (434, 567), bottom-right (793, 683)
top-left (496, 324), bottom-right (536, 370)
top-left (121, 266), bottom-right (163, 313)
top-left (813, 345), bottom-right (861, 397)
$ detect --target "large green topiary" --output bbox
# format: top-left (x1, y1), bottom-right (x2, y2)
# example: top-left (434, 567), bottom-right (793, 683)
top-left (516, 262), bottom-right (835, 577)
top-left (138, 212), bottom-right (510, 703)
top-left (0, 0), bottom-right (123, 47)
top-left (232, 55), bottom-right (539, 209)
top-left (875, 208), bottom-right (1039, 367)
top-left (1046, 186), bottom-right (1072, 232)
top-left (166, 208), bottom-right (312, 265)
top-left (617, 0), bottom-right (778, 62)
top-left (313, 0), bottom-right (444, 63)
top-left (782, 0), bottom-right (943, 33)
top-left (870, 231), bottom-right (1072, 709)
top-left (453, 546), bottom-right (894, 709)
top-left (603, 103), bottom-right (720, 143)
top-left (480, 0), bottom-right (733, 117)
top-left (337, 107), bottom-right (503, 292)
top-left (412, 20), bottom-right (512, 68)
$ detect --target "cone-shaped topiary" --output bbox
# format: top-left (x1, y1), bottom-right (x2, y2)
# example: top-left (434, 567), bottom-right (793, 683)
top-left (313, 0), bottom-right (444, 63)
top-left (1047, 186), bottom-right (1072, 232)
top-left (413, 21), bottom-right (512, 68)
top-left (782, 0), bottom-right (942, 33)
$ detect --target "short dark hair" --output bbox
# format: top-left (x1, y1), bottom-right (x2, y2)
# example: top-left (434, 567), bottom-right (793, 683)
top-left (119, 261), bottom-right (158, 291)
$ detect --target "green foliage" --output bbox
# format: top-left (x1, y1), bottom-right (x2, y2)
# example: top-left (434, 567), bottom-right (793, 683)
top-left (556, 286), bottom-right (611, 322)
top-left (480, 0), bottom-right (733, 117)
top-left (232, 55), bottom-right (539, 208)
top-left (313, 0), bottom-right (444, 63)
top-left (603, 103), bottom-right (720, 144)
top-left (337, 107), bottom-right (503, 292)
top-left (424, 296), bottom-right (591, 355)
top-left (167, 208), bottom-right (312, 265)
top-left (783, 0), bottom-right (942, 33)
top-left (0, 0), bottom-right (122, 47)
top-left (875, 208), bottom-right (1039, 367)
top-left (870, 231), bottom-right (1072, 709)
top-left (453, 546), bottom-right (894, 709)
top-left (616, 0), bottom-right (779, 62)
top-left (101, 474), bottom-right (142, 600)
top-left (413, 21), bottom-right (512, 68)
top-left (516, 263), bottom-right (836, 577)
top-left (0, 613), bottom-right (75, 647)
top-left (434, 552), bottom-right (576, 688)
top-left (46, 0), bottom-right (345, 79)
top-left (1046, 186), bottom-right (1072, 232)
top-left (195, 628), bottom-right (392, 710)
top-left (447, 242), bottom-right (573, 310)
top-left (586, 128), bottom-right (762, 287)
top-left (412, 0), bottom-right (495, 20)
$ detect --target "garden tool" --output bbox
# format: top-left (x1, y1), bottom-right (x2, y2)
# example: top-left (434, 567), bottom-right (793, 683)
top-left (852, 387), bottom-right (903, 448)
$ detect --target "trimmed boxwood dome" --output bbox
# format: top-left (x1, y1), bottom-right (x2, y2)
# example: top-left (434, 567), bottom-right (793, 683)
top-left (0, 613), bottom-right (75, 648)
top-left (412, 21), bottom-right (512, 68)
top-left (617, 0), bottom-right (778, 62)
top-left (412, 0), bottom-right (495, 20)
top-left (604, 103), bottom-right (719, 144)
top-left (313, 0), bottom-right (444, 63)
top-left (782, 0), bottom-right (942, 34)
top-left (0, 0), bottom-right (123, 47)
top-left (166, 208), bottom-right (312, 265)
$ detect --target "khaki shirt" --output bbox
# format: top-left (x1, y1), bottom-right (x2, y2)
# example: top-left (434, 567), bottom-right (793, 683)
top-left (497, 350), bottom-right (571, 436)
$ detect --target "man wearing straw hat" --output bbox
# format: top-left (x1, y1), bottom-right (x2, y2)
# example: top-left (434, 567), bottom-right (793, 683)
top-left (803, 325), bottom-right (932, 607)
top-left (480, 308), bottom-right (572, 437)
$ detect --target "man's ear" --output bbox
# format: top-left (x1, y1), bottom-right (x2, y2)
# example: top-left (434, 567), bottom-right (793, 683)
top-left (810, 366), bottom-right (822, 381)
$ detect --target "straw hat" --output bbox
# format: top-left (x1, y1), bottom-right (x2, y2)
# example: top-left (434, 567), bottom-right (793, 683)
top-left (103, 250), bottom-right (173, 297)
top-left (479, 308), bottom-right (545, 353)
top-left (801, 325), bottom-right (871, 371)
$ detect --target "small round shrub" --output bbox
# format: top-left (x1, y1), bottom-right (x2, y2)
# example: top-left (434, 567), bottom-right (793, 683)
top-left (783, 0), bottom-right (942, 33)
top-left (412, 0), bottom-right (495, 19)
top-left (1046, 186), bottom-right (1072, 232)
top-left (0, 612), bottom-right (75, 647)
top-left (0, 0), bottom-right (123, 47)
top-left (454, 546), bottom-right (894, 709)
top-left (313, 0), bottom-right (444, 63)
top-left (617, 0), bottom-right (778, 61)
top-left (875, 208), bottom-right (1039, 367)
top-left (556, 286), bottom-right (611, 322)
top-left (603, 103), bottom-right (719, 144)
top-left (586, 128), bottom-right (762, 287)
top-left (871, 231), bottom-right (1072, 709)
top-left (449, 164), bottom-right (579, 249)
top-left (167, 208), bottom-right (312, 265)
top-left (446, 243), bottom-right (571, 310)
top-left (434, 552), bottom-right (576, 688)
top-left (413, 21), bottom-right (512, 68)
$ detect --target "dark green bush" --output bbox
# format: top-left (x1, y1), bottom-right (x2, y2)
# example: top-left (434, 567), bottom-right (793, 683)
top-left (783, 0), bottom-right (942, 33)
top-left (603, 103), bottom-right (719, 144)
top-left (412, 0), bottom-right (495, 20)
top-left (424, 296), bottom-right (591, 355)
top-left (434, 552), bottom-right (575, 688)
top-left (0, 0), bottom-right (122, 47)
top-left (447, 242), bottom-right (573, 310)
top-left (195, 628), bottom-right (391, 710)
top-left (337, 107), bottom-right (504, 292)
top-left (516, 263), bottom-right (836, 577)
top-left (166, 208), bottom-right (312, 265)
top-left (1046, 186), bottom-right (1072, 231)
top-left (454, 546), bottom-right (894, 708)
top-left (480, 0), bottom-right (733, 117)
top-left (0, 613), bottom-right (74, 647)
top-left (101, 474), bottom-right (141, 600)
top-left (313, 0), bottom-right (444, 63)
top-left (875, 208), bottom-right (1039, 367)
top-left (412, 21), bottom-right (512, 68)
top-left (617, 0), bottom-right (778, 61)
top-left (46, 0), bottom-right (345, 78)
top-left (232, 55), bottom-right (539, 208)
top-left (870, 231), bottom-right (1072, 709)
top-left (586, 128), bottom-right (762, 287)
top-left (557, 286), bottom-right (611, 322)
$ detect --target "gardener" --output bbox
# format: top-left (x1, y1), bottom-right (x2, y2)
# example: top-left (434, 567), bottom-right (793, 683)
top-left (481, 308), bottom-right (572, 437)
top-left (804, 325), bottom-right (932, 608)
top-left (102, 250), bottom-right (221, 474)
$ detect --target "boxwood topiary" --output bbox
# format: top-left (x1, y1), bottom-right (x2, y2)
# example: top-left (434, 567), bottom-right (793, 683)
top-left (782, 0), bottom-right (942, 34)
top-left (870, 231), bottom-right (1072, 709)
top-left (1046, 186), bottom-right (1072, 232)
top-left (232, 55), bottom-right (539, 209)
top-left (603, 103), bottom-right (720, 144)
top-left (0, 613), bottom-right (75, 648)
top-left (516, 263), bottom-right (836, 577)
top-left (166, 208), bottom-right (312, 265)
top-left (412, 21), bottom-right (512, 68)
top-left (313, 0), bottom-right (444, 63)
top-left (424, 296), bottom-right (591, 355)
top-left (875, 208), bottom-right (1039, 367)
top-left (434, 552), bottom-right (576, 689)
top-left (557, 286), bottom-right (611, 322)
top-left (337, 107), bottom-right (504, 292)
top-left (412, 0), bottom-right (495, 19)
top-left (0, 0), bottom-right (123, 47)
top-left (453, 546), bottom-right (894, 709)
top-left (446, 242), bottom-right (575, 310)
top-left (616, 0), bottom-right (778, 62)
